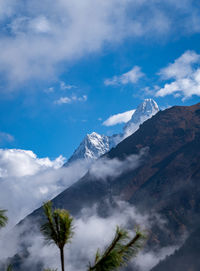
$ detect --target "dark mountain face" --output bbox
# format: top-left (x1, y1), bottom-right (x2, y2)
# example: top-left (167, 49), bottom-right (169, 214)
top-left (49, 103), bottom-right (200, 215)
top-left (29, 103), bottom-right (200, 232)
top-left (151, 226), bottom-right (200, 271)
top-left (8, 103), bottom-right (200, 270)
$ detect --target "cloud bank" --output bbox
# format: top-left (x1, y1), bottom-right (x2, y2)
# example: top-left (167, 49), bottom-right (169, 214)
top-left (89, 147), bottom-right (148, 180)
top-left (103, 109), bottom-right (135, 126)
top-left (0, 149), bottom-right (90, 228)
top-left (0, 147), bottom-right (182, 271)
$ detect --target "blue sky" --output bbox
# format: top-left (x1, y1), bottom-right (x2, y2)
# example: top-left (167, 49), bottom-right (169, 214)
top-left (0, 0), bottom-right (200, 159)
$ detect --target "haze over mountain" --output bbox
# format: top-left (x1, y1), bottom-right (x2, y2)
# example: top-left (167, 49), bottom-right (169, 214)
top-left (4, 101), bottom-right (200, 271)
top-left (151, 226), bottom-right (200, 271)
top-left (67, 99), bottom-right (159, 165)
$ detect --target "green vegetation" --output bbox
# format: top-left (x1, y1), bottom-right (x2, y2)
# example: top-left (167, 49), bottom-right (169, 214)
top-left (0, 209), bottom-right (7, 229)
top-left (41, 201), bottom-right (147, 271)
top-left (88, 226), bottom-right (146, 271)
top-left (0, 208), bottom-right (9, 271)
top-left (0, 202), bottom-right (146, 271)
top-left (41, 201), bottom-right (74, 271)
top-left (6, 265), bottom-right (12, 271)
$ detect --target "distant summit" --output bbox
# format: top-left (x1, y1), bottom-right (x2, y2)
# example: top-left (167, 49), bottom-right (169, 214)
top-left (66, 99), bottom-right (159, 165)
top-left (67, 132), bottom-right (115, 164)
top-left (123, 98), bottom-right (159, 138)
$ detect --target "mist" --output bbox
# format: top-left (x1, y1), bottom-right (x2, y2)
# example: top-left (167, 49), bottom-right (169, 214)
top-left (0, 149), bottom-right (90, 228)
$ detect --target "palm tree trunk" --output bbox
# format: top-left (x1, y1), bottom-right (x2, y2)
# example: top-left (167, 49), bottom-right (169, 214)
top-left (60, 247), bottom-right (65, 271)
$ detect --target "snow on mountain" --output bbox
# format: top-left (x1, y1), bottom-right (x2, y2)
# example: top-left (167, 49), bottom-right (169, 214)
top-left (67, 132), bottom-right (115, 164)
top-left (123, 98), bottom-right (159, 138)
top-left (66, 99), bottom-right (159, 165)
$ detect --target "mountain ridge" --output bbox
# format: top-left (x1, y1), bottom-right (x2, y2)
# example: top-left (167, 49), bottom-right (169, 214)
top-left (66, 98), bottom-right (159, 165)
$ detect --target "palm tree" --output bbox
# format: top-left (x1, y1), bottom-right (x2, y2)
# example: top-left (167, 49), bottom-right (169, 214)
top-left (88, 226), bottom-right (146, 271)
top-left (6, 264), bottom-right (12, 271)
top-left (0, 208), bottom-right (9, 270)
top-left (0, 209), bottom-right (7, 229)
top-left (41, 201), bottom-right (74, 271)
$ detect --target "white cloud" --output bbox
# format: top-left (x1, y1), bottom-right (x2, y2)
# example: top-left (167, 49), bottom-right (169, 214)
top-left (73, 95), bottom-right (87, 102)
top-left (0, 1), bottom-right (199, 84)
top-left (103, 109), bottom-right (135, 126)
top-left (54, 95), bottom-right (87, 105)
top-left (60, 81), bottom-right (76, 90)
top-left (156, 50), bottom-right (200, 98)
top-left (54, 96), bottom-right (71, 105)
top-left (159, 50), bottom-right (200, 80)
top-left (0, 147), bottom-right (181, 271)
top-left (0, 149), bottom-right (64, 177)
top-left (0, 201), bottom-right (178, 271)
top-left (89, 147), bottom-right (148, 180)
top-left (29, 16), bottom-right (51, 34)
top-left (104, 66), bottom-right (144, 86)
top-left (0, 149), bottom-right (90, 228)
top-left (135, 245), bottom-right (178, 271)
top-left (45, 87), bottom-right (54, 93)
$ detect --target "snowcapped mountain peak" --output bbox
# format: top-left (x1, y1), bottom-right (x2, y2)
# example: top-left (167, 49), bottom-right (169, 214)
top-left (123, 99), bottom-right (159, 138)
top-left (67, 132), bottom-right (112, 164)
top-left (86, 132), bottom-right (102, 141)
top-left (66, 99), bottom-right (159, 165)
top-left (137, 98), bottom-right (159, 111)
top-left (130, 98), bottom-right (159, 122)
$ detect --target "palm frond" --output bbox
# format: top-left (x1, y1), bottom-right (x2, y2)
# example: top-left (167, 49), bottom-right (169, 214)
top-left (41, 201), bottom-right (74, 249)
top-left (0, 209), bottom-right (8, 228)
top-left (6, 264), bottom-right (12, 271)
top-left (119, 227), bottom-right (147, 266)
top-left (41, 201), bottom-right (74, 271)
top-left (41, 201), bottom-right (58, 245)
top-left (88, 226), bottom-right (147, 271)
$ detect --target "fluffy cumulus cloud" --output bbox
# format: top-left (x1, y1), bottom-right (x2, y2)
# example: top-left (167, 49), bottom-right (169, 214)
top-left (103, 109), bottom-right (135, 126)
top-left (104, 66), bottom-right (144, 86)
top-left (0, 149), bottom-right (90, 228)
top-left (0, 0), bottom-right (199, 83)
top-left (156, 50), bottom-right (200, 99)
top-left (0, 149), bottom-right (64, 177)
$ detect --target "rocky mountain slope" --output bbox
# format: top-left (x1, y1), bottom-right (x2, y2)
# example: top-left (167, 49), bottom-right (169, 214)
top-left (31, 103), bottom-right (200, 240)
